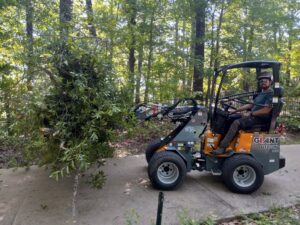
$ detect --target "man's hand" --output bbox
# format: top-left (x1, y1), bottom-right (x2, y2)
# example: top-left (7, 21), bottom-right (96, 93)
top-left (242, 111), bottom-right (252, 117)
top-left (229, 109), bottom-right (237, 114)
top-left (232, 103), bottom-right (253, 114)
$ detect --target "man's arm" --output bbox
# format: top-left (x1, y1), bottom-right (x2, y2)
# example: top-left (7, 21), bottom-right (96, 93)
top-left (232, 103), bottom-right (253, 113)
top-left (251, 106), bottom-right (272, 117)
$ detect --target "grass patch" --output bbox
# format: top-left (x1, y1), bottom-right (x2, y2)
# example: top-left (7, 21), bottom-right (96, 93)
top-left (125, 209), bottom-right (140, 225)
top-left (178, 209), bottom-right (215, 225)
top-left (176, 205), bottom-right (300, 225)
top-left (217, 204), bottom-right (300, 225)
top-left (124, 205), bottom-right (300, 225)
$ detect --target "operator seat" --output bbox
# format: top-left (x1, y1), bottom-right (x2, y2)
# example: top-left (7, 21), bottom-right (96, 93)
top-left (268, 86), bottom-right (284, 132)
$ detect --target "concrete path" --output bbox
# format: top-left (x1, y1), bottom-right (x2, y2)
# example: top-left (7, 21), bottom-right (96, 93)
top-left (0, 145), bottom-right (299, 225)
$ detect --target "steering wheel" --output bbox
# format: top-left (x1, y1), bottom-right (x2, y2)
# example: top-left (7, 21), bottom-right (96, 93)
top-left (220, 100), bottom-right (237, 112)
top-left (220, 91), bottom-right (258, 112)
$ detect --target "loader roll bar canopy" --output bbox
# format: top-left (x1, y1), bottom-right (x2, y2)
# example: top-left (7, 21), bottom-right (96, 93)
top-left (217, 60), bottom-right (281, 71)
top-left (209, 60), bottom-right (282, 132)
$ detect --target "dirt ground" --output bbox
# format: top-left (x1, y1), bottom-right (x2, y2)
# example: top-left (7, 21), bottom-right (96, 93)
top-left (0, 140), bottom-right (24, 169)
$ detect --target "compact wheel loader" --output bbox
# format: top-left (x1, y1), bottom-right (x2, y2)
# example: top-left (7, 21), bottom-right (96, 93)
top-left (134, 60), bottom-right (285, 194)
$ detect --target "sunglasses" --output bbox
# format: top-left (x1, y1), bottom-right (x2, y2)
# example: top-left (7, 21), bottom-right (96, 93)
top-left (259, 79), bottom-right (270, 83)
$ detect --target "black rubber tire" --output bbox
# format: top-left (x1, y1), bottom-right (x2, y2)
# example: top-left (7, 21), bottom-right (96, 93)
top-left (145, 138), bottom-right (162, 163)
top-left (148, 151), bottom-right (187, 190)
top-left (222, 154), bottom-right (264, 194)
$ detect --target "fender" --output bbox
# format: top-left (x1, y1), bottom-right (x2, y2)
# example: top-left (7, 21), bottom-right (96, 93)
top-left (165, 149), bottom-right (193, 172)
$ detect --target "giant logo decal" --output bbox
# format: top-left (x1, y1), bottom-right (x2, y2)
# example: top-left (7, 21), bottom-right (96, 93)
top-left (253, 136), bottom-right (279, 145)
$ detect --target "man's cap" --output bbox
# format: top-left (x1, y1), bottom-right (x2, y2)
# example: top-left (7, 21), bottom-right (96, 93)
top-left (258, 72), bottom-right (273, 81)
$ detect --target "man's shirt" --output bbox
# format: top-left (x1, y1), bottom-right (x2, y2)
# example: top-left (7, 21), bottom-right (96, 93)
top-left (252, 88), bottom-right (274, 112)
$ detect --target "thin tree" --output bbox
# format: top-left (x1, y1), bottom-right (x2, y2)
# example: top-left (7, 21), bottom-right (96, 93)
top-left (109, 0), bottom-right (120, 65)
top-left (192, 0), bottom-right (206, 99)
top-left (205, 2), bottom-right (216, 106)
top-left (86, 0), bottom-right (97, 38)
top-left (188, 10), bottom-right (195, 93)
top-left (285, 1), bottom-right (296, 87)
top-left (58, 0), bottom-right (79, 218)
top-left (25, 0), bottom-right (33, 90)
top-left (205, 0), bottom-right (225, 105)
top-left (135, 16), bottom-right (146, 104)
top-left (59, 0), bottom-right (73, 43)
top-left (144, 6), bottom-right (155, 103)
top-left (127, 0), bottom-right (137, 104)
top-left (213, 0), bottom-right (225, 70)
top-left (57, 0), bottom-right (73, 80)
top-left (241, 7), bottom-right (255, 92)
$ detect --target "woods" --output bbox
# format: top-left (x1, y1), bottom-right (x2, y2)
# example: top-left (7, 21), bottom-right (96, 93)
top-left (0, 0), bottom-right (299, 176)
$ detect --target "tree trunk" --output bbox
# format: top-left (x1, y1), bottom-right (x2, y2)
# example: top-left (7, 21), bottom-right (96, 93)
top-left (108, 1), bottom-right (120, 81)
top-left (272, 22), bottom-right (277, 52)
top-left (286, 32), bottom-right (292, 86)
top-left (4, 90), bottom-right (12, 136)
top-left (247, 25), bottom-right (254, 58)
top-left (59, 0), bottom-right (73, 45)
top-left (85, 0), bottom-right (97, 38)
top-left (175, 17), bottom-right (179, 57)
top-left (127, 0), bottom-right (137, 104)
top-left (205, 4), bottom-right (216, 107)
top-left (182, 20), bottom-right (187, 91)
top-left (242, 27), bottom-right (247, 62)
top-left (25, 0), bottom-right (33, 90)
top-left (286, 7), bottom-right (294, 87)
top-left (187, 15), bottom-right (195, 94)
top-left (243, 25), bottom-right (254, 92)
top-left (109, 1), bottom-right (119, 64)
top-left (174, 16), bottom-right (179, 93)
top-left (144, 11), bottom-right (155, 103)
top-left (213, 1), bottom-right (224, 70)
top-left (135, 46), bottom-right (143, 104)
top-left (209, 10), bottom-right (215, 70)
top-left (58, 0), bottom-right (73, 80)
top-left (192, 0), bottom-right (205, 99)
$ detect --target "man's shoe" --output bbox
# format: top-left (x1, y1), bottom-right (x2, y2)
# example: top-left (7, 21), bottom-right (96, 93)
top-left (212, 147), bottom-right (226, 155)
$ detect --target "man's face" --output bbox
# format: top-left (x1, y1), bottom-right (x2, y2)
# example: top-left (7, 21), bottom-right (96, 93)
top-left (259, 78), bottom-right (271, 90)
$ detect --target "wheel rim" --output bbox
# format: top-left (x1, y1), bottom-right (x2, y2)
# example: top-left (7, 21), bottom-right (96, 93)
top-left (157, 162), bottom-right (179, 184)
top-left (233, 165), bottom-right (256, 188)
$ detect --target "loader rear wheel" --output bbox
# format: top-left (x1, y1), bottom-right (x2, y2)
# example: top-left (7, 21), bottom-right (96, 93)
top-left (145, 139), bottom-right (162, 163)
top-left (148, 151), bottom-right (186, 190)
top-left (222, 154), bottom-right (264, 194)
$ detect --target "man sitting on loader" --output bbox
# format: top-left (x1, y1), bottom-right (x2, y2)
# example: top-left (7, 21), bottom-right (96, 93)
top-left (213, 72), bottom-right (274, 155)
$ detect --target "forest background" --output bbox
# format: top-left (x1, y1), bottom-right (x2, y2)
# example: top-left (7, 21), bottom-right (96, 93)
top-left (0, 0), bottom-right (299, 181)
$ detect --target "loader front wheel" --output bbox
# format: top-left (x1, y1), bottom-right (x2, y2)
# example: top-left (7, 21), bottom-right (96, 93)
top-left (148, 151), bottom-right (186, 190)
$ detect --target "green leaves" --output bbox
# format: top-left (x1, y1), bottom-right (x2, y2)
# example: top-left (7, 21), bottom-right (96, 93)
top-left (34, 46), bottom-right (126, 181)
top-left (0, 0), bottom-right (17, 8)
top-left (86, 170), bottom-right (106, 189)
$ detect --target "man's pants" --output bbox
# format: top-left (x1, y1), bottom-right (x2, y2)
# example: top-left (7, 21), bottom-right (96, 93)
top-left (219, 115), bottom-right (266, 148)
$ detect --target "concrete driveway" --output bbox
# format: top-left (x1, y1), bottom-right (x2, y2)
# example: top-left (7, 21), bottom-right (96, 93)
top-left (0, 145), bottom-right (299, 225)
